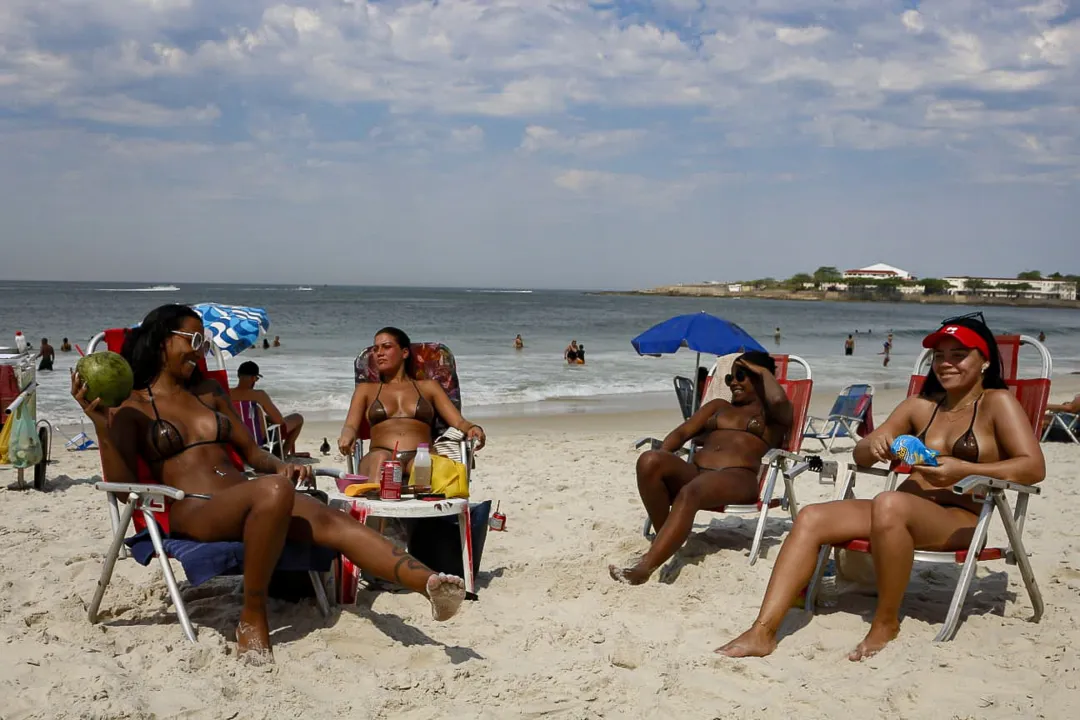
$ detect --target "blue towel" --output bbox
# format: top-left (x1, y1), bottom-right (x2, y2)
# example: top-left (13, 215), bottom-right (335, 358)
top-left (125, 532), bottom-right (336, 587)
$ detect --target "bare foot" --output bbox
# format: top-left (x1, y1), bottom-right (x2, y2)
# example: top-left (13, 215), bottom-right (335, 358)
top-left (608, 563), bottom-right (651, 585)
top-left (848, 621), bottom-right (899, 662)
top-left (236, 616), bottom-right (274, 664)
top-left (715, 623), bottom-right (778, 658)
top-left (426, 573), bottom-right (465, 621)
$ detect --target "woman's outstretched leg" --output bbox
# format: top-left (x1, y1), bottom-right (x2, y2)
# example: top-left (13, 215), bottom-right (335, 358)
top-left (169, 474), bottom-right (297, 661)
top-left (611, 468), bottom-right (758, 585)
top-left (288, 495), bottom-right (465, 621)
top-left (717, 499), bottom-right (872, 657)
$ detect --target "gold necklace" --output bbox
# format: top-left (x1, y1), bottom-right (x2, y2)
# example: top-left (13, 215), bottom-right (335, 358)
top-left (941, 391), bottom-right (984, 414)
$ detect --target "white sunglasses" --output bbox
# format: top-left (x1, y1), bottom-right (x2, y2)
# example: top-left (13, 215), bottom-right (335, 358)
top-left (172, 330), bottom-right (206, 352)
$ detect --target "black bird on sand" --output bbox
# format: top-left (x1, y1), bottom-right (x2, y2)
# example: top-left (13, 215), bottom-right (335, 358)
top-left (320, 438), bottom-right (331, 456)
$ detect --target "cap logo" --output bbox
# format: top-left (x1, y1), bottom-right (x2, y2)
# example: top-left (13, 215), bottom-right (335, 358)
top-left (943, 326), bottom-right (959, 334)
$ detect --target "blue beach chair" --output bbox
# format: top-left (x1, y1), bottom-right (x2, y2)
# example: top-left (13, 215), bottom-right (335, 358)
top-left (801, 383), bottom-right (874, 452)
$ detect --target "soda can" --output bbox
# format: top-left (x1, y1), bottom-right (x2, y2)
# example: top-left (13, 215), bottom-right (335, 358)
top-left (489, 511), bottom-right (507, 531)
top-left (379, 460), bottom-right (402, 500)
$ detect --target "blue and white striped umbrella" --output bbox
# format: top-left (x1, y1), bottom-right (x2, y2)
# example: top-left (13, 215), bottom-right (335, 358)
top-left (191, 303), bottom-right (271, 359)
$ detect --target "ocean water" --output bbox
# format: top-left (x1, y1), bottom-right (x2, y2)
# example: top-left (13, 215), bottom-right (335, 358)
top-left (2, 281), bottom-right (1078, 426)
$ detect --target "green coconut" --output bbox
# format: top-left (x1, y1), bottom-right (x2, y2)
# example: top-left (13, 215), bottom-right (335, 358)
top-left (76, 351), bottom-right (134, 408)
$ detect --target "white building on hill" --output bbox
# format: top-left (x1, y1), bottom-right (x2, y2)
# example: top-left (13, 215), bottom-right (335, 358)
top-left (943, 277), bottom-right (1076, 301)
top-left (843, 263), bottom-right (914, 281)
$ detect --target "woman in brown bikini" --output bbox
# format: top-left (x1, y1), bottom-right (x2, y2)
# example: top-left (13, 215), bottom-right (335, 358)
top-left (719, 315), bottom-right (1044, 661)
top-left (72, 305), bottom-right (465, 662)
top-left (337, 327), bottom-right (486, 479)
top-left (610, 351), bottom-right (793, 585)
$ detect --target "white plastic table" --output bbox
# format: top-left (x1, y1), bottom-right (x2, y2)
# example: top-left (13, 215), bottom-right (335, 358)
top-left (327, 493), bottom-right (474, 604)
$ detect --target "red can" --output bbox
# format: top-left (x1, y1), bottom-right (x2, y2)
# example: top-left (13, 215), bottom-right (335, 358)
top-left (489, 511), bottom-right (507, 531)
top-left (379, 460), bottom-right (402, 500)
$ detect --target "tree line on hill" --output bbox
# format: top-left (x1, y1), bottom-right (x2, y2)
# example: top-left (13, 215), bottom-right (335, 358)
top-left (741, 268), bottom-right (1079, 298)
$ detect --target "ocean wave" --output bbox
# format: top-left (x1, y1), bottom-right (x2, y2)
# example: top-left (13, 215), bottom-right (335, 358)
top-left (97, 285), bottom-right (179, 293)
top-left (295, 286), bottom-right (314, 291)
top-left (466, 289), bottom-right (533, 294)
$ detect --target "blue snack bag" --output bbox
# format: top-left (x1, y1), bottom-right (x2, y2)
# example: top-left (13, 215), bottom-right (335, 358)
top-left (890, 435), bottom-right (939, 466)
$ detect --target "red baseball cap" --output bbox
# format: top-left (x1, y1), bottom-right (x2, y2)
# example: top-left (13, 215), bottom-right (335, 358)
top-left (921, 324), bottom-right (990, 358)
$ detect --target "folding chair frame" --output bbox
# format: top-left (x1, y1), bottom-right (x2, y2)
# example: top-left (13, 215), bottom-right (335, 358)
top-left (804, 470), bottom-right (1043, 642)
top-left (804, 334), bottom-right (1050, 641)
top-left (88, 481), bottom-right (332, 643)
top-left (236, 399), bottom-right (286, 460)
top-left (802, 384), bottom-right (874, 453)
top-left (1042, 412), bottom-right (1078, 444)
top-left (635, 354), bottom-right (831, 565)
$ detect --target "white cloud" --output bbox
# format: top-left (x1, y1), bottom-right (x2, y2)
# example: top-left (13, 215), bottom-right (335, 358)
top-left (0, 0), bottom-right (1077, 286)
top-left (520, 126), bottom-right (646, 156)
top-left (775, 26), bottom-right (830, 46)
top-left (59, 96), bottom-right (220, 127)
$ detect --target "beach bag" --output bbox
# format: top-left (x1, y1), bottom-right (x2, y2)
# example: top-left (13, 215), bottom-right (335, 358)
top-left (408, 500), bottom-right (491, 592)
top-left (431, 454), bottom-right (469, 499)
top-left (7, 405), bottom-right (42, 469)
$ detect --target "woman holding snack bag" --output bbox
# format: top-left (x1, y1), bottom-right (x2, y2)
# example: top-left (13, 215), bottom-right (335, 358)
top-left (719, 313), bottom-right (1044, 662)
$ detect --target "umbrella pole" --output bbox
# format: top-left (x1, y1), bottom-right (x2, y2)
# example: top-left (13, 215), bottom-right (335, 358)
top-left (691, 352), bottom-right (701, 414)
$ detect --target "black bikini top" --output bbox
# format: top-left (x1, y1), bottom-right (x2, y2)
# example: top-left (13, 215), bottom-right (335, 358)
top-left (917, 395), bottom-right (981, 463)
top-left (146, 385), bottom-right (232, 462)
top-left (708, 407), bottom-right (769, 443)
top-left (368, 380), bottom-right (436, 428)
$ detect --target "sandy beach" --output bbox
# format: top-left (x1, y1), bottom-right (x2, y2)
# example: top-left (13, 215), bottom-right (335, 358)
top-left (3, 379), bottom-right (1080, 719)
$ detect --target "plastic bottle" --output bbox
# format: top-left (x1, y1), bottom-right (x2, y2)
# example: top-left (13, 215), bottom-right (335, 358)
top-left (819, 558), bottom-right (839, 608)
top-left (411, 443), bottom-right (432, 490)
top-left (14, 331), bottom-right (27, 354)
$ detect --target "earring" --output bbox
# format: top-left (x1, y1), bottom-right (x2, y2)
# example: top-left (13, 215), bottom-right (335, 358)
top-left (982, 364), bottom-right (989, 372)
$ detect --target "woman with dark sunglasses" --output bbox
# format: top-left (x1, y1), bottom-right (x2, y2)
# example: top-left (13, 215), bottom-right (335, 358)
top-left (72, 304), bottom-right (465, 662)
top-left (610, 351), bottom-right (793, 585)
top-left (719, 314), bottom-right (1043, 661)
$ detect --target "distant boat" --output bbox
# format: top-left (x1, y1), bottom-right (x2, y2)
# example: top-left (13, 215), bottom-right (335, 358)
top-left (98, 285), bottom-right (180, 292)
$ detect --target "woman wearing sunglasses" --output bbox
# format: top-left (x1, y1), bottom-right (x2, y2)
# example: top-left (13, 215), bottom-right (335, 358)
top-left (72, 304), bottom-right (465, 662)
top-left (719, 314), bottom-right (1043, 661)
top-left (610, 351), bottom-right (793, 585)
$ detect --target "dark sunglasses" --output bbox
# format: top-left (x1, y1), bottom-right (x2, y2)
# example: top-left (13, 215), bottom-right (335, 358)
top-left (724, 367), bottom-right (748, 385)
top-left (941, 310), bottom-right (986, 327)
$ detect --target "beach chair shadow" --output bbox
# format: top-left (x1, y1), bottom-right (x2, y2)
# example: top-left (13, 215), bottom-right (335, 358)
top-left (339, 595), bottom-right (483, 664)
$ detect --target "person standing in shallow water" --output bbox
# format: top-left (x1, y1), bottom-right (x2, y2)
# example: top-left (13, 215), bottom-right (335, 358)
top-left (38, 338), bottom-right (54, 371)
top-left (514, 334), bottom-right (524, 350)
top-left (844, 335), bottom-right (855, 356)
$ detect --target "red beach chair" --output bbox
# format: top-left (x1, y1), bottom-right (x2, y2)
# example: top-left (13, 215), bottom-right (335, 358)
top-left (804, 334), bottom-right (1051, 642)
top-left (640, 354), bottom-right (835, 565)
top-left (83, 329), bottom-right (332, 642)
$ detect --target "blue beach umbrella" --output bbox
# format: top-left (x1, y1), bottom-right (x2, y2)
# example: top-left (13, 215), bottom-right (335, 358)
top-left (632, 311), bottom-right (766, 412)
top-left (191, 303), bottom-right (271, 359)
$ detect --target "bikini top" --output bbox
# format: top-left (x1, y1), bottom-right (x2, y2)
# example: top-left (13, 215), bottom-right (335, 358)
top-left (368, 380), bottom-right (436, 428)
top-left (916, 395), bottom-right (981, 463)
top-left (146, 386), bottom-right (232, 462)
top-left (708, 407), bottom-right (769, 443)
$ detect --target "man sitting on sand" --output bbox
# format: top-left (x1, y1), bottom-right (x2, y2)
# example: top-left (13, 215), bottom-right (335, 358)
top-left (231, 361), bottom-right (307, 457)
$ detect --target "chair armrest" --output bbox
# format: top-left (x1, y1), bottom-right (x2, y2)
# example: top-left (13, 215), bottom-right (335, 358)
top-left (634, 437), bottom-right (664, 451)
top-left (94, 482), bottom-right (186, 501)
top-left (952, 475), bottom-right (1041, 496)
top-left (849, 464), bottom-right (892, 478)
top-left (763, 449), bottom-right (840, 482)
top-left (315, 468), bottom-right (344, 480)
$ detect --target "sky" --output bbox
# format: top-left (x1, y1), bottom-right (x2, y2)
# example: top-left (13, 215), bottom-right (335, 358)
top-left (1, 0), bottom-right (1078, 290)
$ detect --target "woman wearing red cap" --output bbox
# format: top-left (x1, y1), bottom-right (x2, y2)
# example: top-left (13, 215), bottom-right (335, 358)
top-left (719, 314), bottom-right (1044, 661)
